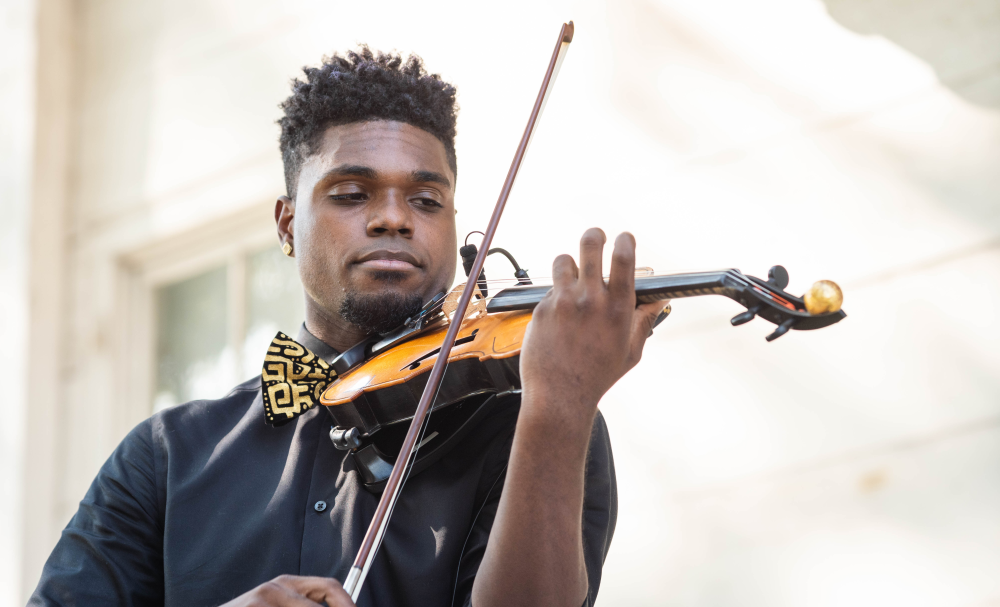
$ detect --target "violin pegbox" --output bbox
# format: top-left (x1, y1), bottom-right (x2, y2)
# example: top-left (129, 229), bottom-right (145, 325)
top-left (729, 265), bottom-right (845, 342)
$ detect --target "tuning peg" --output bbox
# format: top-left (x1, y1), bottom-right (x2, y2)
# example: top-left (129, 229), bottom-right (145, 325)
top-left (731, 306), bottom-right (760, 326)
top-left (767, 265), bottom-right (789, 290)
top-left (765, 318), bottom-right (796, 342)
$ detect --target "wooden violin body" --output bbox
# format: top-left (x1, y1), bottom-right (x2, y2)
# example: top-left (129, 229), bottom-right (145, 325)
top-left (323, 310), bottom-right (529, 436)
top-left (322, 266), bottom-right (846, 440)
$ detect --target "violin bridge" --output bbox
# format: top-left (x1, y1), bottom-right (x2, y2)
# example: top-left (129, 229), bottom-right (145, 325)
top-left (442, 282), bottom-right (487, 323)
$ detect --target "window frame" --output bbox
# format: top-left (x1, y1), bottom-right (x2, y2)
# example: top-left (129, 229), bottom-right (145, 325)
top-left (119, 203), bottom-right (281, 419)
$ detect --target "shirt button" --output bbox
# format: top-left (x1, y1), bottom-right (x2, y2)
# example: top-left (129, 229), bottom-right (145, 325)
top-left (314, 500), bottom-right (327, 513)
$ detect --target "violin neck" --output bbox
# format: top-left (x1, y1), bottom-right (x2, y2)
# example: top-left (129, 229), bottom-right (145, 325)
top-left (634, 270), bottom-right (746, 303)
top-left (486, 270), bottom-right (747, 312)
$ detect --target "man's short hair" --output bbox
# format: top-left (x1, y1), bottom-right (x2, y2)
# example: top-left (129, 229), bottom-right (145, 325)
top-left (278, 46), bottom-right (459, 198)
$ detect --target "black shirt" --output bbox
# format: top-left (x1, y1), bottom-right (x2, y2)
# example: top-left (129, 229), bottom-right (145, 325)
top-left (29, 327), bottom-right (618, 607)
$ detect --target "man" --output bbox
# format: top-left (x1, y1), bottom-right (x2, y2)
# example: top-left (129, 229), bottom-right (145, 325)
top-left (30, 47), bottom-right (665, 607)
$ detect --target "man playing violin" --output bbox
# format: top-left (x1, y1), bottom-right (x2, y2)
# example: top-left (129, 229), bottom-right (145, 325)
top-left (30, 48), bottom-right (667, 607)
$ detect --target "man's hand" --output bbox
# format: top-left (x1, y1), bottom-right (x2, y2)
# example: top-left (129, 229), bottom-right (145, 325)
top-left (473, 228), bottom-right (665, 607)
top-left (221, 575), bottom-right (354, 607)
top-left (520, 228), bottom-right (665, 421)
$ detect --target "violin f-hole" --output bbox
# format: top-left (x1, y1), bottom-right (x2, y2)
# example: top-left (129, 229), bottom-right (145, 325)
top-left (404, 329), bottom-right (480, 371)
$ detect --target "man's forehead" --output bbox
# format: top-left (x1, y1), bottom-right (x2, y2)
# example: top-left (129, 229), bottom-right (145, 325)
top-left (308, 120), bottom-right (452, 180)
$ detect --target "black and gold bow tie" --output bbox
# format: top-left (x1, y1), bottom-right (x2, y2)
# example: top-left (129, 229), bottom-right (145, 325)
top-left (261, 332), bottom-right (337, 426)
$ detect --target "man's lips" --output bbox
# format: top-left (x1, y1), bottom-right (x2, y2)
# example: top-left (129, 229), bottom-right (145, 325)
top-left (354, 250), bottom-right (421, 271)
top-left (359, 259), bottom-right (417, 271)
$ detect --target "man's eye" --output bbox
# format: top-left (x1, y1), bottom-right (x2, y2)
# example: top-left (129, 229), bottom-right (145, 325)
top-left (416, 197), bottom-right (443, 208)
top-left (330, 192), bottom-right (367, 202)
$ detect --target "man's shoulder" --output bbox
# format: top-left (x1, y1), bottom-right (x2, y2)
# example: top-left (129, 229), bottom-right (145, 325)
top-left (153, 377), bottom-right (260, 427)
top-left (144, 377), bottom-right (268, 459)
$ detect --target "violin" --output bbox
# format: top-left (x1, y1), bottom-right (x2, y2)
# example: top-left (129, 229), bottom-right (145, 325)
top-left (334, 22), bottom-right (846, 599)
top-left (322, 266), bottom-right (845, 463)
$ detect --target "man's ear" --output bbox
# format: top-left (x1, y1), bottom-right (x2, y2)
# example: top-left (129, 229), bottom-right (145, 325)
top-left (275, 195), bottom-right (295, 250)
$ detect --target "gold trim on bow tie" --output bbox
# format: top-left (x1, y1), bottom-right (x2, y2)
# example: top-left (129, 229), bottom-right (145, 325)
top-left (261, 332), bottom-right (337, 426)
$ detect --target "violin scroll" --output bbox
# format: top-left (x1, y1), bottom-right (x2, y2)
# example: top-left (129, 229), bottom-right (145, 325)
top-left (804, 279), bottom-right (844, 315)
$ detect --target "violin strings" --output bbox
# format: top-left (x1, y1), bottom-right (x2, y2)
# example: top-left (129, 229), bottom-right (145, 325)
top-left (455, 272), bottom-right (663, 285)
top-left (450, 275), bottom-right (668, 291)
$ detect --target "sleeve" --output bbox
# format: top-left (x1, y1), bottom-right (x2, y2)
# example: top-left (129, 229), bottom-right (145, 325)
top-left (28, 419), bottom-right (165, 606)
top-left (451, 411), bottom-right (618, 607)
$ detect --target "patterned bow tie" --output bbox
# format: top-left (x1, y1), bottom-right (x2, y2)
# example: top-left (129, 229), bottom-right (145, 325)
top-left (261, 332), bottom-right (337, 426)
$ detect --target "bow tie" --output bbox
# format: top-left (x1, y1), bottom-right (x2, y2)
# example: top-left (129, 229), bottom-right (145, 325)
top-left (261, 332), bottom-right (337, 426)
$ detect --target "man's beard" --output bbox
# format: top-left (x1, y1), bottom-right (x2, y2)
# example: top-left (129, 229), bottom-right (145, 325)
top-left (339, 288), bottom-right (424, 335)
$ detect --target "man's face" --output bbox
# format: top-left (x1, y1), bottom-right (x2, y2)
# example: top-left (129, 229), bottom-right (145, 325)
top-left (279, 120), bottom-right (458, 334)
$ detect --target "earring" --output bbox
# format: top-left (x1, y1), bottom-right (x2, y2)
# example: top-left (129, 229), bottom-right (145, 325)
top-left (281, 242), bottom-right (293, 256)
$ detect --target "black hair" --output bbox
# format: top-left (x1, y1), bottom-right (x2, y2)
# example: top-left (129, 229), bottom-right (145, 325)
top-left (278, 46), bottom-right (458, 198)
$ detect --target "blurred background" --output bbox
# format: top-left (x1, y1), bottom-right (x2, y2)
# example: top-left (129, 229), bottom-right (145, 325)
top-left (2, 0), bottom-right (999, 605)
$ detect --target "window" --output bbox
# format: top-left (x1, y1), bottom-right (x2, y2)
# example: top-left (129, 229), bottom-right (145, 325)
top-left (153, 247), bottom-right (304, 412)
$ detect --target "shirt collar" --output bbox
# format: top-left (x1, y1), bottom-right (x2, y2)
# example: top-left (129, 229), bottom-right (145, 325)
top-left (295, 323), bottom-right (341, 363)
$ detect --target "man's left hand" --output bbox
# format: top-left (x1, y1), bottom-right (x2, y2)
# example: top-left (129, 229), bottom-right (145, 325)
top-left (473, 228), bottom-right (666, 607)
top-left (519, 227), bottom-right (666, 423)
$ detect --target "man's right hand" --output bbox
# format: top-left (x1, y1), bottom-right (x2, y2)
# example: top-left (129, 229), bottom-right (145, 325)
top-left (221, 575), bottom-right (355, 607)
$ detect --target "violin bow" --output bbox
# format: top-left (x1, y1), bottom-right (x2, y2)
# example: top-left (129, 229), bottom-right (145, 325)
top-left (342, 21), bottom-right (575, 600)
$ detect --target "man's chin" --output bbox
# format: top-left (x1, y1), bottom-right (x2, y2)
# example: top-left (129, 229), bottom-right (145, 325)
top-left (364, 269), bottom-right (413, 285)
top-left (339, 288), bottom-right (425, 335)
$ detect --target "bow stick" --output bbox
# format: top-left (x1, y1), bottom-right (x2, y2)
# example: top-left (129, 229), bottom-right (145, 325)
top-left (342, 21), bottom-right (576, 600)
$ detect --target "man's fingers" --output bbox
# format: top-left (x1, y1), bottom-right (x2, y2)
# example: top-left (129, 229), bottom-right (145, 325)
top-left (301, 579), bottom-right (353, 607)
top-left (276, 576), bottom-right (354, 607)
top-left (578, 227), bottom-right (606, 286)
top-left (256, 580), bottom-right (323, 607)
top-left (608, 232), bottom-right (637, 300)
top-left (637, 300), bottom-right (669, 328)
top-left (552, 253), bottom-right (579, 289)
top-left (630, 300), bottom-right (669, 359)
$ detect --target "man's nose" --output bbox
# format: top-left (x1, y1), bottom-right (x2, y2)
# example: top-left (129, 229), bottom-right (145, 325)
top-left (366, 192), bottom-right (413, 237)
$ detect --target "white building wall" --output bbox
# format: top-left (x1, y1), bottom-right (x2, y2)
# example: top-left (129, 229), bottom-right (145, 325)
top-left (0, 1), bottom-right (37, 604)
top-left (5, 0), bottom-right (1000, 605)
top-left (3, 1), bottom-right (75, 602)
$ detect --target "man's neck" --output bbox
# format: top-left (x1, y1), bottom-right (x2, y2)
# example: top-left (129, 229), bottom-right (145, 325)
top-left (303, 303), bottom-right (371, 355)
